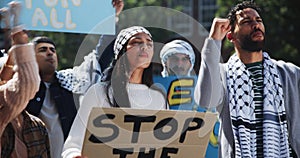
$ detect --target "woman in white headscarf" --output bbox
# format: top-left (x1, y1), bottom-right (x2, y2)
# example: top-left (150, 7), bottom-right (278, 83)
top-left (62, 26), bottom-right (167, 158)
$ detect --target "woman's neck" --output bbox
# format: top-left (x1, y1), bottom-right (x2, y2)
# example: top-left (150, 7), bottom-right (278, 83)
top-left (129, 68), bottom-right (144, 84)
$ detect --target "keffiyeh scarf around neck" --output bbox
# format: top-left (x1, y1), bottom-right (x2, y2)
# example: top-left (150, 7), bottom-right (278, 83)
top-left (227, 52), bottom-right (290, 157)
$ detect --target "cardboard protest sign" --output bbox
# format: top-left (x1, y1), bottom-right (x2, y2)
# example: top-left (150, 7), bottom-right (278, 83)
top-left (153, 76), bottom-right (219, 158)
top-left (82, 107), bottom-right (217, 158)
top-left (4, 0), bottom-right (115, 34)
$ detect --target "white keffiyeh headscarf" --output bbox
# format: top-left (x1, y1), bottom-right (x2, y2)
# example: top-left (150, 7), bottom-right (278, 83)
top-left (227, 52), bottom-right (290, 157)
top-left (160, 40), bottom-right (195, 77)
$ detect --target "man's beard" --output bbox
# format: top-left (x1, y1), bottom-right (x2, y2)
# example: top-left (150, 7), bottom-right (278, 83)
top-left (167, 66), bottom-right (186, 76)
top-left (239, 30), bottom-right (265, 52)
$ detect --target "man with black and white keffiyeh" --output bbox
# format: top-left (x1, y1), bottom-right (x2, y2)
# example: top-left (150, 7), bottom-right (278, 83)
top-left (26, 36), bottom-right (99, 158)
top-left (194, 1), bottom-right (300, 157)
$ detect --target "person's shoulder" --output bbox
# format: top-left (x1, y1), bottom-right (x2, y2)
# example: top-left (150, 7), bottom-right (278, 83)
top-left (272, 59), bottom-right (300, 73)
top-left (82, 82), bottom-right (111, 107)
top-left (91, 81), bottom-right (108, 89)
top-left (55, 71), bottom-right (75, 91)
top-left (22, 111), bottom-right (48, 133)
top-left (86, 82), bottom-right (109, 95)
top-left (57, 69), bottom-right (73, 78)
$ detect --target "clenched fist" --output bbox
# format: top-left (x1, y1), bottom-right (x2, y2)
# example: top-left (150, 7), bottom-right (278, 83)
top-left (209, 18), bottom-right (231, 41)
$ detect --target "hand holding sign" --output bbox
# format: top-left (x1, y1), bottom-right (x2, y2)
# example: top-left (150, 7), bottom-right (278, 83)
top-left (8, 1), bottom-right (21, 26)
top-left (11, 27), bottom-right (28, 45)
top-left (0, 1), bottom-right (21, 29)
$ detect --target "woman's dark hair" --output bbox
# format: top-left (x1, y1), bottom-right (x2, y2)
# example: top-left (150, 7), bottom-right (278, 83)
top-left (101, 40), bottom-right (165, 108)
top-left (227, 1), bottom-right (261, 32)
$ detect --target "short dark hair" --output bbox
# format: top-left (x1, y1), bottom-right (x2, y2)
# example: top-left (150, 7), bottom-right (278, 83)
top-left (227, 1), bottom-right (261, 32)
top-left (31, 36), bottom-right (56, 48)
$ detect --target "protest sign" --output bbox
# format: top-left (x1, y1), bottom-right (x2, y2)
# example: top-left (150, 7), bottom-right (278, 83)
top-left (2, 0), bottom-right (115, 34)
top-left (82, 107), bottom-right (217, 158)
top-left (153, 76), bottom-right (219, 158)
top-left (153, 76), bottom-right (198, 111)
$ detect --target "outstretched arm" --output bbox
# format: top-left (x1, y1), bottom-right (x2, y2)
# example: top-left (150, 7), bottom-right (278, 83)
top-left (0, 28), bottom-right (40, 137)
top-left (57, 0), bottom-right (124, 103)
top-left (194, 18), bottom-right (230, 109)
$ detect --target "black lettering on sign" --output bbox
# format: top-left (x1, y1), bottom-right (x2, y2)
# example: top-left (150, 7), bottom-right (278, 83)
top-left (124, 115), bottom-right (156, 143)
top-left (153, 117), bottom-right (178, 140)
top-left (138, 147), bottom-right (156, 158)
top-left (113, 148), bottom-right (134, 158)
top-left (161, 147), bottom-right (179, 158)
top-left (89, 114), bottom-right (119, 143)
top-left (179, 117), bottom-right (203, 143)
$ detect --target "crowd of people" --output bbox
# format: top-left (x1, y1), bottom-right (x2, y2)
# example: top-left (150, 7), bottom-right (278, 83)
top-left (1, 0), bottom-right (299, 157)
